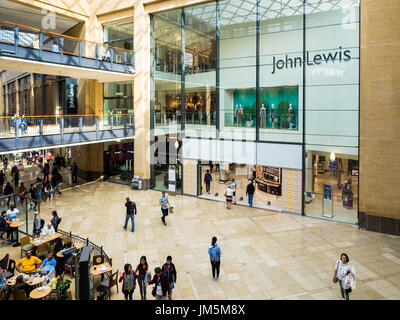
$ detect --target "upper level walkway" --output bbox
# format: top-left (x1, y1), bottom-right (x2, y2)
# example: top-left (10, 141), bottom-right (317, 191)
top-left (0, 114), bottom-right (135, 152)
top-left (0, 20), bottom-right (135, 82)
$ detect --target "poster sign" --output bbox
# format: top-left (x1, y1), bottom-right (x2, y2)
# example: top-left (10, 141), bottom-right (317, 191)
top-left (66, 78), bottom-right (78, 114)
top-left (168, 168), bottom-right (176, 192)
top-left (323, 184), bottom-right (332, 205)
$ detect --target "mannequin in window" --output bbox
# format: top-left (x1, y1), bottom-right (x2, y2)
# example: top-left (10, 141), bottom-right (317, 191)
top-left (238, 104), bottom-right (244, 126)
top-left (234, 104), bottom-right (239, 125)
top-left (260, 104), bottom-right (266, 128)
top-left (342, 178), bottom-right (353, 208)
top-left (287, 103), bottom-right (295, 129)
top-left (270, 104), bottom-right (275, 128)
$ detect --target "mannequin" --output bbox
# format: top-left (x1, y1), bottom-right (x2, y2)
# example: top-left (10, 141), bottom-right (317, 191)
top-left (234, 104), bottom-right (239, 125)
top-left (270, 104), bottom-right (275, 128)
top-left (260, 104), bottom-right (266, 128)
top-left (342, 178), bottom-right (353, 208)
top-left (238, 104), bottom-right (243, 126)
top-left (288, 103), bottom-right (294, 129)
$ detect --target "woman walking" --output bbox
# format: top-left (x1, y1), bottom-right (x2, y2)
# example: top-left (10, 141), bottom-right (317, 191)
top-left (208, 236), bottom-right (222, 281)
top-left (135, 256), bottom-right (149, 300)
top-left (333, 253), bottom-right (352, 300)
top-left (119, 263), bottom-right (136, 300)
top-left (224, 185), bottom-right (234, 209)
top-left (159, 191), bottom-right (169, 226)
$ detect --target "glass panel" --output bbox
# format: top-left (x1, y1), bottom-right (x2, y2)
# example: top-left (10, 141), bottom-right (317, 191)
top-left (152, 9), bottom-right (183, 128)
top-left (184, 2), bottom-right (217, 137)
top-left (304, 0), bottom-right (360, 224)
top-left (219, 0), bottom-right (257, 140)
top-left (103, 20), bottom-right (134, 50)
top-left (259, 0), bottom-right (303, 143)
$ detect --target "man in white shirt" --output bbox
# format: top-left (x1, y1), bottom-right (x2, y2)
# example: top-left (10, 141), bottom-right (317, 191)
top-left (6, 205), bottom-right (20, 221)
top-left (41, 222), bottom-right (55, 236)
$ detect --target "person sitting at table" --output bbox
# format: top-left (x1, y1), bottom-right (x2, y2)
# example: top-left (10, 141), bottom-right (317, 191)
top-left (13, 274), bottom-right (31, 299)
top-left (54, 238), bottom-right (65, 276)
top-left (16, 250), bottom-right (42, 274)
top-left (37, 252), bottom-right (57, 276)
top-left (0, 265), bottom-right (11, 300)
top-left (6, 204), bottom-right (20, 221)
top-left (41, 222), bottom-right (55, 237)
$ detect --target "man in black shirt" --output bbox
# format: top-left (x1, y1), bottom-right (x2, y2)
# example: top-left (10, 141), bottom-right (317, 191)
top-left (162, 256), bottom-right (177, 300)
top-left (246, 180), bottom-right (255, 208)
top-left (204, 170), bottom-right (212, 194)
top-left (123, 197), bottom-right (136, 232)
top-left (0, 170), bottom-right (5, 191)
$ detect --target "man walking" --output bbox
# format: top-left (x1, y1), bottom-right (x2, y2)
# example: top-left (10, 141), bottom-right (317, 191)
top-left (123, 197), bottom-right (136, 232)
top-left (71, 162), bottom-right (78, 183)
top-left (204, 170), bottom-right (212, 194)
top-left (159, 191), bottom-right (169, 226)
top-left (162, 256), bottom-right (177, 300)
top-left (246, 180), bottom-right (255, 208)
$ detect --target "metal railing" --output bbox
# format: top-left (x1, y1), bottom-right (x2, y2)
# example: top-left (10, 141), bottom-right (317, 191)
top-left (0, 20), bottom-right (135, 73)
top-left (224, 112), bottom-right (298, 129)
top-left (0, 114), bottom-right (135, 139)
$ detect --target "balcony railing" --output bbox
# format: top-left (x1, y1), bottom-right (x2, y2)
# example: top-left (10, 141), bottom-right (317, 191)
top-left (0, 114), bottom-right (135, 151)
top-left (0, 20), bottom-right (135, 74)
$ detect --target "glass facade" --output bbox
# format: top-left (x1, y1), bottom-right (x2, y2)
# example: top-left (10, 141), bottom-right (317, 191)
top-left (150, 0), bottom-right (360, 224)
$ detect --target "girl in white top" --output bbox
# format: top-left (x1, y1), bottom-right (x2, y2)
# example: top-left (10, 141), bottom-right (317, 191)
top-left (333, 253), bottom-right (353, 300)
top-left (224, 186), bottom-right (234, 210)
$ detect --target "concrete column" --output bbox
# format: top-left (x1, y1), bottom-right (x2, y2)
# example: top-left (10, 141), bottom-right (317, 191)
top-left (133, 1), bottom-right (151, 187)
top-left (0, 77), bottom-right (4, 115)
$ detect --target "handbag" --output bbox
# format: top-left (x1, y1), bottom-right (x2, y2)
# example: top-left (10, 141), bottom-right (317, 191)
top-left (344, 274), bottom-right (354, 288)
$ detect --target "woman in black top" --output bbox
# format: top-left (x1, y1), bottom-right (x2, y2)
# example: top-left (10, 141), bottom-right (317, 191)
top-left (51, 210), bottom-right (61, 232)
top-left (3, 183), bottom-right (13, 207)
top-left (135, 256), bottom-right (149, 300)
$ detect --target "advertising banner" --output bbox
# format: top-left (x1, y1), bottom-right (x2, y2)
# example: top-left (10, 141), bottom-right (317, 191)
top-left (66, 78), bottom-right (78, 114)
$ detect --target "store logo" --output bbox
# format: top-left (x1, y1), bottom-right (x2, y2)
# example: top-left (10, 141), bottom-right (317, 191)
top-left (272, 47), bottom-right (351, 74)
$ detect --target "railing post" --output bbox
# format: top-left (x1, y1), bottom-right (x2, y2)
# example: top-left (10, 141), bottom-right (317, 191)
top-left (86, 238), bottom-right (89, 246)
top-left (110, 48), bottom-right (114, 69)
top-left (100, 246), bottom-right (103, 255)
top-left (95, 44), bottom-right (98, 68)
top-left (132, 115), bottom-right (135, 128)
top-left (25, 197), bottom-right (28, 234)
top-left (110, 115), bottom-right (113, 130)
top-left (79, 116), bottom-right (83, 132)
top-left (79, 41), bottom-right (82, 66)
top-left (14, 27), bottom-right (19, 54)
top-left (124, 115), bottom-right (127, 132)
top-left (15, 122), bottom-right (18, 149)
top-left (39, 32), bottom-right (43, 60)
top-left (124, 51), bottom-right (127, 69)
top-left (96, 116), bottom-right (99, 140)
top-left (39, 119), bottom-right (43, 145)
top-left (60, 37), bottom-right (64, 63)
top-left (60, 117), bottom-right (64, 144)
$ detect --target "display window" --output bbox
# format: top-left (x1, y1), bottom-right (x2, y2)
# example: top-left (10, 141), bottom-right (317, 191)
top-left (104, 142), bottom-right (134, 184)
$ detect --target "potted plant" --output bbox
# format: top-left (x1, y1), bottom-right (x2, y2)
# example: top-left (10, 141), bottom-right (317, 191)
top-left (56, 275), bottom-right (72, 300)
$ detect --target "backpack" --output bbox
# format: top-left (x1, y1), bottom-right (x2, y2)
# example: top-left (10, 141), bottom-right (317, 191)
top-left (128, 202), bottom-right (134, 215)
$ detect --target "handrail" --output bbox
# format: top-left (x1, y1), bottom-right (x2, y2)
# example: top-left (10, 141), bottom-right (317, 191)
top-left (0, 113), bottom-right (134, 119)
top-left (0, 19), bottom-right (135, 53)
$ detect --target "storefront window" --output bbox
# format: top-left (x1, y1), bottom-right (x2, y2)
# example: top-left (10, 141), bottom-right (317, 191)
top-left (7, 81), bottom-right (16, 115)
top-left (103, 20), bottom-right (134, 50)
top-left (18, 76), bottom-right (31, 116)
top-left (104, 141), bottom-right (134, 184)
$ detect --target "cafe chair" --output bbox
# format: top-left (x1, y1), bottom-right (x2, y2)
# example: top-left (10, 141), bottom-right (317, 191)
top-left (0, 253), bottom-right (9, 270)
top-left (36, 243), bottom-right (50, 260)
top-left (13, 289), bottom-right (27, 300)
top-left (67, 290), bottom-right (72, 300)
top-left (63, 236), bottom-right (72, 245)
top-left (93, 254), bottom-right (104, 266)
top-left (20, 235), bottom-right (34, 258)
top-left (98, 269), bottom-right (119, 300)
top-left (3, 259), bottom-right (16, 279)
top-left (64, 260), bottom-right (75, 277)
top-left (49, 243), bottom-right (55, 253)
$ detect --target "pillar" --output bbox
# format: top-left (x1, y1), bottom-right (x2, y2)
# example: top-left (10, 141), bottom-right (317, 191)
top-left (133, 1), bottom-right (151, 188)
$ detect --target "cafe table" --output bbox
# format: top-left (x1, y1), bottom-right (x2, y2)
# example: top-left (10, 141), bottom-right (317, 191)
top-left (56, 242), bottom-right (84, 258)
top-left (6, 273), bottom-right (47, 287)
top-left (30, 232), bottom-right (62, 246)
top-left (30, 286), bottom-right (51, 300)
top-left (9, 220), bottom-right (24, 247)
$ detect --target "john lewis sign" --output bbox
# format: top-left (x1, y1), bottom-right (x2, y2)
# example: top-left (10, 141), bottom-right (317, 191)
top-left (272, 47), bottom-right (351, 74)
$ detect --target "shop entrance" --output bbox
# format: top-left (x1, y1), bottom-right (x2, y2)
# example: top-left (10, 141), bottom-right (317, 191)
top-left (198, 162), bottom-right (283, 212)
top-left (104, 142), bottom-right (134, 185)
top-left (305, 151), bottom-right (358, 224)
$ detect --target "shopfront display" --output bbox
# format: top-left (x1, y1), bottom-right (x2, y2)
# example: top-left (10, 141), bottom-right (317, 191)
top-left (104, 142), bottom-right (134, 184)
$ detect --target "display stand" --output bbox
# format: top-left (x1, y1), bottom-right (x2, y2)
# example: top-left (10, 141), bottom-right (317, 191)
top-left (322, 184), bottom-right (334, 218)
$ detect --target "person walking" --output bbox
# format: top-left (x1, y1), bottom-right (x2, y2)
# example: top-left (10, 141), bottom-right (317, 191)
top-left (50, 210), bottom-right (61, 232)
top-left (0, 170), bottom-right (6, 192)
top-left (159, 191), bottom-right (169, 226)
top-left (3, 156), bottom-right (8, 172)
top-left (333, 253), bottom-right (352, 300)
top-left (224, 185), bottom-right (234, 209)
top-left (119, 263), bottom-right (136, 300)
top-left (208, 236), bottom-right (222, 281)
top-left (3, 182), bottom-right (13, 208)
top-left (204, 170), bottom-right (212, 194)
top-left (229, 179), bottom-right (237, 204)
top-left (12, 166), bottom-right (19, 189)
top-left (135, 256), bottom-right (149, 300)
top-left (246, 180), bottom-right (255, 208)
top-left (162, 256), bottom-right (177, 300)
top-left (71, 162), bottom-right (78, 183)
top-left (123, 197), bottom-right (136, 232)
top-left (43, 163), bottom-right (50, 183)
top-left (145, 267), bottom-right (170, 300)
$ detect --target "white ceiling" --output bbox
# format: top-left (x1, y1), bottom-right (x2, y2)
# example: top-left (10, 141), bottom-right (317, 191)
top-left (0, 0), bottom-right (79, 33)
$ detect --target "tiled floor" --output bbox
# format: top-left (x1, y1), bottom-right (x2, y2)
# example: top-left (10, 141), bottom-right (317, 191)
top-left (1, 180), bottom-right (400, 300)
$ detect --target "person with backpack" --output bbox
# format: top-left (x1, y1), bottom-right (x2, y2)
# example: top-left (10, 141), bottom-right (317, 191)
top-left (162, 256), bottom-right (177, 300)
top-left (123, 197), bottom-right (136, 232)
top-left (204, 170), bottom-right (212, 194)
top-left (145, 267), bottom-right (170, 300)
top-left (208, 236), bottom-right (222, 281)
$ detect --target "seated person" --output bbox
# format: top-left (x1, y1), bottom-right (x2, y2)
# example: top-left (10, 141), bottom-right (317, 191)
top-left (41, 222), bottom-right (55, 236)
top-left (6, 204), bottom-right (19, 221)
top-left (16, 250), bottom-right (42, 274)
top-left (13, 275), bottom-right (31, 298)
top-left (62, 242), bottom-right (74, 265)
top-left (37, 252), bottom-right (57, 275)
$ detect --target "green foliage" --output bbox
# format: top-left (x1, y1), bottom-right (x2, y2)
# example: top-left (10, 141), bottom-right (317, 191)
top-left (56, 277), bottom-right (72, 300)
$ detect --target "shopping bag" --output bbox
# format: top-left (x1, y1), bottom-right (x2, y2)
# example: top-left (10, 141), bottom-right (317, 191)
top-left (344, 274), bottom-right (354, 288)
